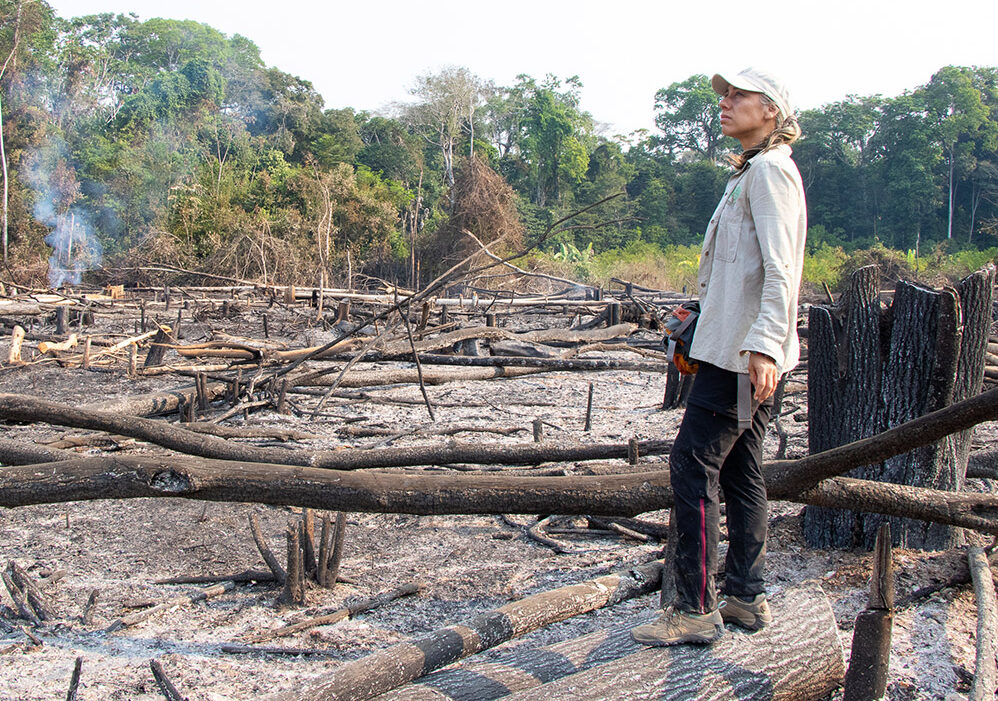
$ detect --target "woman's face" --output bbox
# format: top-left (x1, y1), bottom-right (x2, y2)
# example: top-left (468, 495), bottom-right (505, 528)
top-left (718, 87), bottom-right (779, 150)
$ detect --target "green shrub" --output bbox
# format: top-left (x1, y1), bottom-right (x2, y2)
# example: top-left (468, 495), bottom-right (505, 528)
top-left (802, 243), bottom-right (848, 289)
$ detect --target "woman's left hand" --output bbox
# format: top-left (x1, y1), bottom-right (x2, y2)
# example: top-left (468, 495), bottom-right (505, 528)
top-left (748, 352), bottom-right (779, 402)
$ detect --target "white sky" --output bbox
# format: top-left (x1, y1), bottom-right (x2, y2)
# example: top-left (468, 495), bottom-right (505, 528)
top-left (47, 0), bottom-right (998, 137)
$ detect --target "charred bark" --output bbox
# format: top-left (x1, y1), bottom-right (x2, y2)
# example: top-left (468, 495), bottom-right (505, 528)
top-left (398, 582), bottom-right (840, 701)
top-left (262, 561), bottom-right (663, 701)
top-left (806, 265), bottom-right (995, 549)
top-left (378, 584), bottom-right (838, 701)
top-left (0, 392), bottom-right (671, 469)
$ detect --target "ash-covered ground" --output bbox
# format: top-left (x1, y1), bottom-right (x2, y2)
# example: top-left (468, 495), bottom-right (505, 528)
top-left (0, 291), bottom-right (994, 700)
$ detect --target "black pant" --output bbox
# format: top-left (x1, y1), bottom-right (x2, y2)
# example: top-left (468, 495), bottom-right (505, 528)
top-left (669, 402), bottom-right (772, 614)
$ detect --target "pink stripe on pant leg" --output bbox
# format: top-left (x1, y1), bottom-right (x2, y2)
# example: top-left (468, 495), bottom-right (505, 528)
top-left (699, 497), bottom-right (707, 611)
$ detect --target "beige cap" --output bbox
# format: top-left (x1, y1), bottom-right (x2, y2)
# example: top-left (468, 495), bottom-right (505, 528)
top-left (712, 68), bottom-right (794, 122)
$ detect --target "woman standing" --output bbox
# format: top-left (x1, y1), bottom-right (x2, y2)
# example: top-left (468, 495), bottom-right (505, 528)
top-left (632, 68), bottom-right (807, 646)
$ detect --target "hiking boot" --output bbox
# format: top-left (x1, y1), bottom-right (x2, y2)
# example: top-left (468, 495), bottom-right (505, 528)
top-left (719, 593), bottom-right (772, 630)
top-left (630, 606), bottom-right (724, 646)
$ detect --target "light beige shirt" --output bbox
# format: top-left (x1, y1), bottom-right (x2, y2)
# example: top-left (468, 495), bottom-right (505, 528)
top-left (689, 144), bottom-right (807, 375)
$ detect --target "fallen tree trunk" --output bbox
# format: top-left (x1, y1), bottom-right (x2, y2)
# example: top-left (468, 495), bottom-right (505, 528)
top-left (967, 447), bottom-right (998, 479)
top-left (0, 392), bottom-right (671, 470)
top-left (794, 477), bottom-right (998, 535)
top-left (261, 561), bottom-right (663, 701)
top-left (0, 437), bottom-right (72, 465)
top-left (7, 453), bottom-right (998, 540)
top-left (487, 582), bottom-right (839, 701)
top-left (292, 365), bottom-right (549, 387)
top-left (375, 323), bottom-right (638, 359)
top-left (411, 354), bottom-right (668, 373)
top-left (969, 546), bottom-right (998, 701)
top-left (765, 385), bottom-right (998, 497)
top-left (80, 382), bottom-right (229, 417)
top-left (375, 582), bottom-right (839, 701)
top-left (11, 366), bottom-right (998, 479)
top-left (2, 388), bottom-right (998, 519)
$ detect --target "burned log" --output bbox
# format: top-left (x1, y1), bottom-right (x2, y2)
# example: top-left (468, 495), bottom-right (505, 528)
top-left (0, 437), bottom-right (73, 465)
top-left (1, 385), bottom-right (998, 519)
top-left (375, 323), bottom-right (638, 359)
top-left (412, 354), bottom-right (668, 374)
top-left (6, 455), bottom-right (998, 543)
top-left (81, 382), bottom-right (230, 417)
top-left (969, 546), bottom-right (998, 701)
top-left (806, 265), bottom-right (995, 549)
top-left (794, 477), bottom-right (998, 536)
top-left (0, 393), bottom-right (672, 469)
top-left (490, 582), bottom-right (839, 701)
top-left (243, 583), bottom-right (419, 644)
top-left (105, 581), bottom-right (234, 633)
top-left (261, 561), bottom-right (663, 701)
top-left (150, 659), bottom-right (187, 701)
top-left (968, 446), bottom-right (998, 479)
top-left (376, 582), bottom-right (839, 701)
top-left (293, 365), bottom-right (549, 388)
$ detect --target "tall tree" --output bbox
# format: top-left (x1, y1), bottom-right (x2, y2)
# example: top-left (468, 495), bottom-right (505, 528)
top-left (795, 97), bottom-right (882, 243)
top-left (868, 92), bottom-right (941, 250)
top-left (922, 66), bottom-right (998, 239)
top-left (1, 0), bottom-right (54, 263)
top-left (404, 66), bottom-right (490, 205)
top-left (518, 75), bottom-right (592, 208)
top-left (0, 0), bottom-right (23, 264)
top-left (653, 74), bottom-right (729, 161)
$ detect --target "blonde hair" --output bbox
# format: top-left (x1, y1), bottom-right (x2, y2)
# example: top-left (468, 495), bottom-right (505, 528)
top-left (727, 94), bottom-right (802, 172)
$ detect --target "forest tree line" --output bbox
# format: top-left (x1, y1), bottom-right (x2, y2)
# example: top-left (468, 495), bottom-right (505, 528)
top-left (1, 1), bottom-right (997, 290)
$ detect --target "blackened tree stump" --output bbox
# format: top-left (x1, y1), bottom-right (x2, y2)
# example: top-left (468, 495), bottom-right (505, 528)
top-left (805, 265), bottom-right (995, 549)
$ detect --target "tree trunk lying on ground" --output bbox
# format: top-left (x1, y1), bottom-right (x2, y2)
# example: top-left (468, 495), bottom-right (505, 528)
top-left (372, 582), bottom-right (841, 701)
top-left (262, 561), bottom-right (663, 701)
top-left (169, 324), bottom-right (639, 362)
top-left (4, 379), bottom-right (996, 482)
top-left (409, 354), bottom-right (668, 373)
top-left (6, 456), bottom-right (998, 541)
top-left (81, 381), bottom-right (230, 416)
top-left (292, 365), bottom-right (548, 387)
top-left (0, 392), bottom-right (671, 470)
top-left (969, 546), bottom-right (998, 701)
top-left (967, 447), bottom-right (998, 479)
top-left (376, 323), bottom-right (638, 358)
top-left (376, 583), bottom-right (844, 701)
top-left (4, 449), bottom-right (998, 538)
top-left (0, 437), bottom-right (71, 465)
top-left (3, 389), bottom-right (998, 538)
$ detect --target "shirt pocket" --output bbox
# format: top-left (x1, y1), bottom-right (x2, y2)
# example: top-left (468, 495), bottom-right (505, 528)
top-left (713, 192), bottom-right (746, 263)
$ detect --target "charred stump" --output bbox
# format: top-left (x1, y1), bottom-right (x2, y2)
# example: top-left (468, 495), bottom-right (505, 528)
top-left (805, 265), bottom-right (995, 549)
